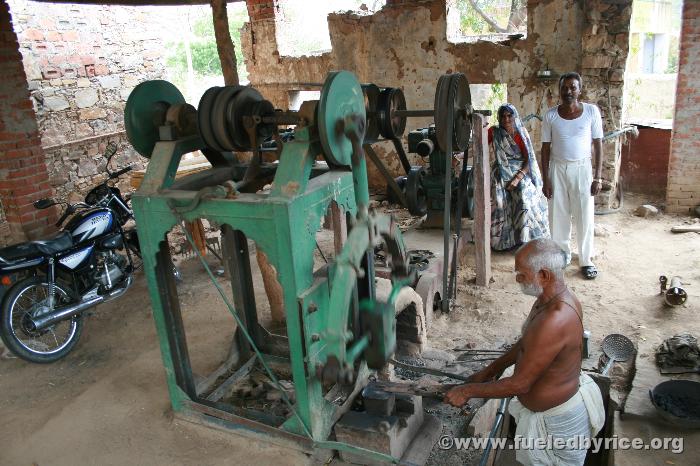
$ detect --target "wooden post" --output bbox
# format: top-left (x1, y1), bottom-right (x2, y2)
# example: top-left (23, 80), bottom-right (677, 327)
top-left (472, 114), bottom-right (491, 287)
top-left (210, 0), bottom-right (239, 86)
top-left (209, 0), bottom-right (284, 321)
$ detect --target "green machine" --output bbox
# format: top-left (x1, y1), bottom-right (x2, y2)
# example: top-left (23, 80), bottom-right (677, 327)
top-left (124, 71), bottom-right (468, 462)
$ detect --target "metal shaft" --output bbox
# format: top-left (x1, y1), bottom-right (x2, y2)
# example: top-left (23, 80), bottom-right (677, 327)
top-left (392, 109), bottom-right (435, 118)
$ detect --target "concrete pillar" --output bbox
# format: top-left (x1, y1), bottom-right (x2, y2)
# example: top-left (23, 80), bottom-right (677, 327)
top-left (0, 0), bottom-right (56, 243)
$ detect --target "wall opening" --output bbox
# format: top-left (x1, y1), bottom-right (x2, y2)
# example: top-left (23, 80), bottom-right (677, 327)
top-left (470, 83), bottom-right (508, 125)
top-left (288, 90), bottom-right (321, 111)
top-left (164, 2), bottom-right (250, 103)
top-left (275, 0), bottom-right (386, 57)
top-left (623, 0), bottom-right (682, 126)
top-left (446, 0), bottom-right (527, 44)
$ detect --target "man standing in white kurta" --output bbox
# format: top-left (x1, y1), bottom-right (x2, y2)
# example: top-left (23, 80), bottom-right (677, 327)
top-left (541, 72), bottom-right (604, 280)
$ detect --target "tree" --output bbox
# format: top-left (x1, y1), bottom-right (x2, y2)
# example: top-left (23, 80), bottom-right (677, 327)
top-left (166, 7), bottom-right (248, 84)
top-left (458, 0), bottom-right (526, 35)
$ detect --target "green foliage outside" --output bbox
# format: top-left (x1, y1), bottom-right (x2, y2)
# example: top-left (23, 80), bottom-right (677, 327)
top-left (165, 7), bottom-right (248, 87)
top-left (486, 83), bottom-right (507, 126)
top-left (456, 0), bottom-right (526, 36)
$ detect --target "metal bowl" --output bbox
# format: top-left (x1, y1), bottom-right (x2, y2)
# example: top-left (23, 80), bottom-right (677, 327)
top-left (649, 380), bottom-right (700, 428)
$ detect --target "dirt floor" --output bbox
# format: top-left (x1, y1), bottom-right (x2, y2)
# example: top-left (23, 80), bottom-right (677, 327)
top-left (1, 193), bottom-right (699, 465)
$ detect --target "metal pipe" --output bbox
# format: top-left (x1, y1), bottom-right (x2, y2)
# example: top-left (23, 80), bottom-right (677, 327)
top-left (31, 275), bottom-right (134, 330)
top-left (522, 113), bottom-right (542, 123)
top-left (479, 398), bottom-right (509, 466)
top-left (662, 275), bottom-right (688, 306)
top-left (31, 295), bottom-right (103, 330)
top-left (603, 125), bottom-right (639, 142)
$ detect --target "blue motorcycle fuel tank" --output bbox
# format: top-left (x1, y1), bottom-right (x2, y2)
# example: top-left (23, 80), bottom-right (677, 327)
top-left (66, 207), bottom-right (114, 244)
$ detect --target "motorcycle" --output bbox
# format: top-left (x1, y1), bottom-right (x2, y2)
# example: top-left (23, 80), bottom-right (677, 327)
top-left (0, 142), bottom-right (140, 363)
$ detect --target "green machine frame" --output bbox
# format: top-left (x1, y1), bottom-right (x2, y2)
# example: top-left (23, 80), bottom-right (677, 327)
top-left (128, 71), bottom-right (416, 463)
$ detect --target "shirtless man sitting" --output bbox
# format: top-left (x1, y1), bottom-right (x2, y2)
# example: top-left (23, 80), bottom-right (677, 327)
top-left (444, 238), bottom-right (605, 465)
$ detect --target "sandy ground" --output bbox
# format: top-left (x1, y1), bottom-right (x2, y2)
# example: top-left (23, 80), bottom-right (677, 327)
top-left (0, 193), bottom-right (698, 465)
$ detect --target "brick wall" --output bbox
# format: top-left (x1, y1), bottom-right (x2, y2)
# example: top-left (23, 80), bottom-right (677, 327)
top-left (8, 0), bottom-right (169, 202)
top-left (0, 0), bottom-right (55, 244)
top-left (246, 0), bottom-right (276, 21)
top-left (667, 0), bottom-right (700, 215)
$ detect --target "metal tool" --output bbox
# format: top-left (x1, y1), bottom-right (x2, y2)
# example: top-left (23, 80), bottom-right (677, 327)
top-left (600, 333), bottom-right (635, 375)
top-left (660, 275), bottom-right (688, 306)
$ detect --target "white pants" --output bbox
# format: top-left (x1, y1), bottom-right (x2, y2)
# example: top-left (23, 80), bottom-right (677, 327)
top-left (548, 158), bottom-right (595, 267)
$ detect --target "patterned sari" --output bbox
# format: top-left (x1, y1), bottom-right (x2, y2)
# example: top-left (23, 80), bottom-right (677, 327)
top-left (490, 104), bottom-right (549, 250)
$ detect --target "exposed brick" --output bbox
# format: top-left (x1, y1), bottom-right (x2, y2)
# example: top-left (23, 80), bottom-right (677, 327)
top-left (0, 3), bottom-right (55, 239)
top-left (667, 0), bottom-right (700, 214)
top-left (22, 28), bottom-right (44, 41)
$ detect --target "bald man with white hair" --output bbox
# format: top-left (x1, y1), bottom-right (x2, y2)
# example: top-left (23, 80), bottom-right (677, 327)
top-left (445, 239), bottom-right (605, 465)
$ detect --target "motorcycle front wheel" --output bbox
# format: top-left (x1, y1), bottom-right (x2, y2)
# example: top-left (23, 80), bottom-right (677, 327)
top-left (0, 277), bottom-right (84, 363)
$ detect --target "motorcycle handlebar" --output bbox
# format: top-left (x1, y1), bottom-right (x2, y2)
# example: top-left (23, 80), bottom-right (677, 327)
top-left (110, 166), bottom-right (132, 179)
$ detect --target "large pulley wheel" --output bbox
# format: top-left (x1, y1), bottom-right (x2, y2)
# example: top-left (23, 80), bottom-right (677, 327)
top-left (406, 166), bottom-right (428, 217)
top-left (362, 84), bottom-right (381, 142)
top-left (228, 87), bottom-right (275, 151)
top-left (377, 87), bottom-right (407, 140)
top-left (211, 85), bottom-right (244, 151)
top-left (434, 73), bottom-right (472, 152)
top-left (197, 86), bottom-right (227, 152)
top-left (124, 80), bottom-right (186, 158)
top-left (318, 71), bottom-right (366, 167)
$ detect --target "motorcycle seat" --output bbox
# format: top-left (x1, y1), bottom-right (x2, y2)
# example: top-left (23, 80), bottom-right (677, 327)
top-left (0, 231), bottom-right (73, 265)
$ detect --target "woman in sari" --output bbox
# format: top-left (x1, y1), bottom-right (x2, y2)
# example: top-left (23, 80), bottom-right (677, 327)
top-left (489, 104), bottom-right (549, 250)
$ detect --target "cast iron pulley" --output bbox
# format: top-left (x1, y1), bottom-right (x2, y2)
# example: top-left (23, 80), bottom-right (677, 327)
top-left (459, 165), bottom-right (475, 220)
top-left (434, 73), bottom-right (472, 152)
top-left (377, 87), bottom-right (407, 140)
top-left (318, 71), bottom-right (367, 167)
top-left (362, 83), bottom-right (381, 142)
top-left (197, 85), bottom-right (277, 152)
top-left (406, 166), bottom-right (428, 217)
top-left (124, 80), bottom-right (186, 158)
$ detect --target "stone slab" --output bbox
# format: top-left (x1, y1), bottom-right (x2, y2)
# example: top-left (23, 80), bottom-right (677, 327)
top-left (623, 339), bottom-right (700, 420)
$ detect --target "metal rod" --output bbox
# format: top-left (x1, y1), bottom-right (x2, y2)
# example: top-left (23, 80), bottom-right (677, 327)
top-left (390, 358), bottom-right (472, 382)
top-left (392, 109), bottom-right (435, 117)
top-left (261, 113), bottom-right (301, 125)
top-left (346, 334), bottom-right (370, 363)
top-left (479, 398), bottom-right (509, 466)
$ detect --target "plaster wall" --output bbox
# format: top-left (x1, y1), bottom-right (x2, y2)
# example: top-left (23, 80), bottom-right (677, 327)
top-left (242, 0), bottom-right (632, 208)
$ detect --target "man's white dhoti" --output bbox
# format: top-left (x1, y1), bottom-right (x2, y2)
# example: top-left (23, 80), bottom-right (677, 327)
top-left (508, 374), bottom-right (605, 466)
